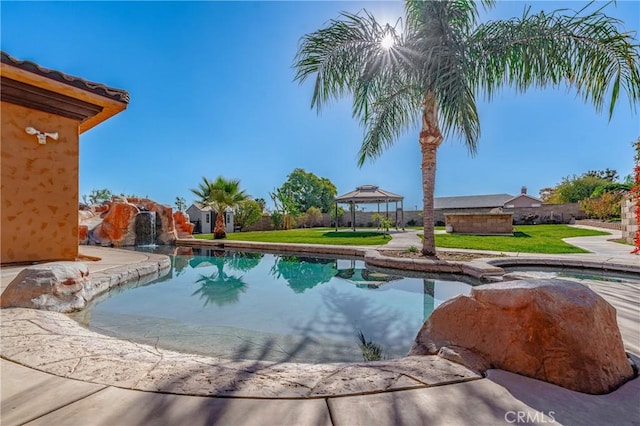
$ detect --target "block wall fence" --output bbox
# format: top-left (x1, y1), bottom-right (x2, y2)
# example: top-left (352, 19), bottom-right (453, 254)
top-left (238, 203), bottom-right (587, 232)
top-left (621, 198), bottom-right (638, 244)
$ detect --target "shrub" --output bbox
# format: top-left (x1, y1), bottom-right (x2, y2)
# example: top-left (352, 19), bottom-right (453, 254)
top-left (579, 191), bottom-right (624, 220)
top-left (301, 206), bottom-right (323, 227)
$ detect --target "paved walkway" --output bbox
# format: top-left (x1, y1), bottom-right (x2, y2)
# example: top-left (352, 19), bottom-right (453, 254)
top-left (1, 228), bottom-right (639, 425)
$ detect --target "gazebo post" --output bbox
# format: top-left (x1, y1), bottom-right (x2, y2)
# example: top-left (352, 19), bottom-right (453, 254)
top-left (352, 202), bottom-right (356, 231)
top-left (395, 201), bottom-right (398, 229)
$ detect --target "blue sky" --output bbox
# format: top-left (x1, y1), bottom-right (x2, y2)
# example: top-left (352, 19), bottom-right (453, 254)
top-left (2, 1), bottom-right (638, 211)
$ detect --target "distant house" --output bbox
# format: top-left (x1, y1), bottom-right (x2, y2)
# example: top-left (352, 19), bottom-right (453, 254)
top-left (502, 187), bottom-right (543, 208)
top-left (433, 186), bottom-right (543, 224)
top-left (186, 203), bottom-right (234, 234)
top-left (434, 193), bottom-right (514, 211)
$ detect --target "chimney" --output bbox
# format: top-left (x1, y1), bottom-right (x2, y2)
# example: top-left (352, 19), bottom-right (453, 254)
top-left (521, 186), bottom-right (527, 194)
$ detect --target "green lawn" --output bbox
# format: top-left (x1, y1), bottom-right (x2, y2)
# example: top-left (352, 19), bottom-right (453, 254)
top-left (193, 224), bottom-right (610, 253)
top-left (194, 228), bottom-right (390, 246)
top-left (433, 225), bottom-right (610, 254)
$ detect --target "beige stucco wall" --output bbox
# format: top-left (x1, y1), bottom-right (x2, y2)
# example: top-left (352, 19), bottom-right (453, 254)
top-left (445, 213), bottom-right (513, 235)
top-left (1, 101), bottom-right (80, 263)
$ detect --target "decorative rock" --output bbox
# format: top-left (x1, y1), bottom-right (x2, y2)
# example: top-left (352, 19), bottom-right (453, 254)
top-left (409, 279), bottom-right (635, 394)
top-left (174, 211), bottom-right (194, 238)
top-left (150, 203), bottom-right (177, 244)
top-left (78, 224), bottom-right (89, 244)
top-left (83, 197), bottom-right (181, 246)
top-left (1, 262), bottom-right (91, 312)
top-left (90, 202), bottom-right (139, 246)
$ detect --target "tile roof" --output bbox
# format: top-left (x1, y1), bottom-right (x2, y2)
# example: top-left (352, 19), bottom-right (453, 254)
top-left (434, 194), bottom-right (514, 209)
top-left (1, 51), bottom-right (129, 103)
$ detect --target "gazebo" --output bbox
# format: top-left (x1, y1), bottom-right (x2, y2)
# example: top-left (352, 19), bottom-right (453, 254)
top-left (334, 185), bottom-right (404, 231)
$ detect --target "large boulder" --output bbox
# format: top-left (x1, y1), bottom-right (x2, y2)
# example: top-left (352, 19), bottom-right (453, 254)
top-left (409, 279), bottom-right (635, 394)
top-left (90, 201), bottom-right (139, 246)
top-left (1, 262), bottom-right (90, 312)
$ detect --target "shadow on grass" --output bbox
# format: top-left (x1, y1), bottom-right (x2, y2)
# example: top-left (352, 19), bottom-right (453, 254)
top-left (322, 231), bottom-right (384, 238)
top-left (512, 232), bottom-right (532, 238)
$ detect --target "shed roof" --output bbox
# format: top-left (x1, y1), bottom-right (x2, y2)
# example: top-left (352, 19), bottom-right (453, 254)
top-left (434, 194), bottom-right (513, 209)
top-left (335, 185), bottom-right (403, 204)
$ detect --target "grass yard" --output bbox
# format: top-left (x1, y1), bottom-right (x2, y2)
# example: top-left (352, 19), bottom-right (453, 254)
top-left (194, 228), bottom-right (390, 246)
top-left (434, 225), bottom-right (610, 254)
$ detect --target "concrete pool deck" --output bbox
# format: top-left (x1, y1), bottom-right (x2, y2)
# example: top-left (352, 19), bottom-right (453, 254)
top-left (1, 227), bottom-right (639, 425)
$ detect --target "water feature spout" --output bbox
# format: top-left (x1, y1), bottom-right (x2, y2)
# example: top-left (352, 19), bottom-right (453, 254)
top-left (135, 211), bottom-right (157, 246)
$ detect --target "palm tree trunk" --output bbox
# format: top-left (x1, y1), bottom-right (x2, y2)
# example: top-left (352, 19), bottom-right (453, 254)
top-left (420, 92), bottom-right (443, 257)
top-left (214, 210), bottom-right (226, 239)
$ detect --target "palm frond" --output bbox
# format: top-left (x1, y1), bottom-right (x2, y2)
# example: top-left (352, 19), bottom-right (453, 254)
top-left (469, 2), bottom-right (640, 119)
top-left (357, 77), bottom-right (423, 165)
top-left (293, 10), bottom-right (410, 114)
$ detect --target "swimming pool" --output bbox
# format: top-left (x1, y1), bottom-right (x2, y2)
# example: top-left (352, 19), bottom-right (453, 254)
top-left (69, 247), bottom-right (477, 363)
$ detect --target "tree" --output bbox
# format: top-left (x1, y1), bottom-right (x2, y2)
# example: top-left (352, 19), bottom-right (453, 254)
top-left (84, 188), bottom-right (113, 205)
top-left (269, 187), bottom-right (298, 230)
top-left (579, 190), bottom-right (624, 220)
top-left (580, 180), bottom-right (631, 221)
top-left (371, 213), bottom-right (393, 235)
top-left (234, 199), bottom-right (263, 231)
top-left (278, 168), bottom-right (337, 213)
top-left (584, 168), bottom-right (619, 182)
top-left (538, 187), bottom-right (556, 203)
top-left (545, 170), bottom-right (624, 204)
top-left (175, 196), bottom-right (186, 212)
top-left (547, 174), bottom-right (611, 203)
top-left (294, 1), bottom-right (640, 256)
top-left (190, 176), bottom-right (249, 239)
top-left (632, 137), bottom-right (640, 254)
top-left (254, 198), bottom-right (267, 212)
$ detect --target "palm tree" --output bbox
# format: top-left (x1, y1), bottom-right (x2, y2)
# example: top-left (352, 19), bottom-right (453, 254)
top-left (191, 176), bottom-right (249, 239)
top-left (294, 0), bottom-right (640, 256)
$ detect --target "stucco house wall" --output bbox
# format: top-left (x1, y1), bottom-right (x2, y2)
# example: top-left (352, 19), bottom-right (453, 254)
top-left (1, 103), bottom-right (80, 262)
top-left (0, 51), bottom-right (128, 264)
top-left (445, 213), bottom-right (514, 235)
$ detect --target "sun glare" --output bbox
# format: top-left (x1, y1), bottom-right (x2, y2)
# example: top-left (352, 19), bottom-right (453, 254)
top-left (380, 34), bottom-right (394, 50)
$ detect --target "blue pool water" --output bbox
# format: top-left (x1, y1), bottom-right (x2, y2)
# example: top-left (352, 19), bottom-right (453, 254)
top-left (70, 247), bottom-right (477, 363)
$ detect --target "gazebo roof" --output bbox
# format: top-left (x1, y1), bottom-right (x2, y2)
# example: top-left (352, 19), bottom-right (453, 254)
top-left (335, 185), bottom-right (403, 204)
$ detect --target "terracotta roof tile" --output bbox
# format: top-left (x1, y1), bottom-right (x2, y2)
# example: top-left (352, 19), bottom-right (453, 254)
top-left (1, 51), bottom-right (129, 103)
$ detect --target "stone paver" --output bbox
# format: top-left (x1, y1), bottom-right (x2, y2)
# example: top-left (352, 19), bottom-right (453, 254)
top-left (0, 360), bottom-right (106, 426)
top-left (25, 385), bottom-right (332, 426)
top-left (485, 368), bottom-right (640, 426)
top-left (328, 379), bottom-right (555, 426)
